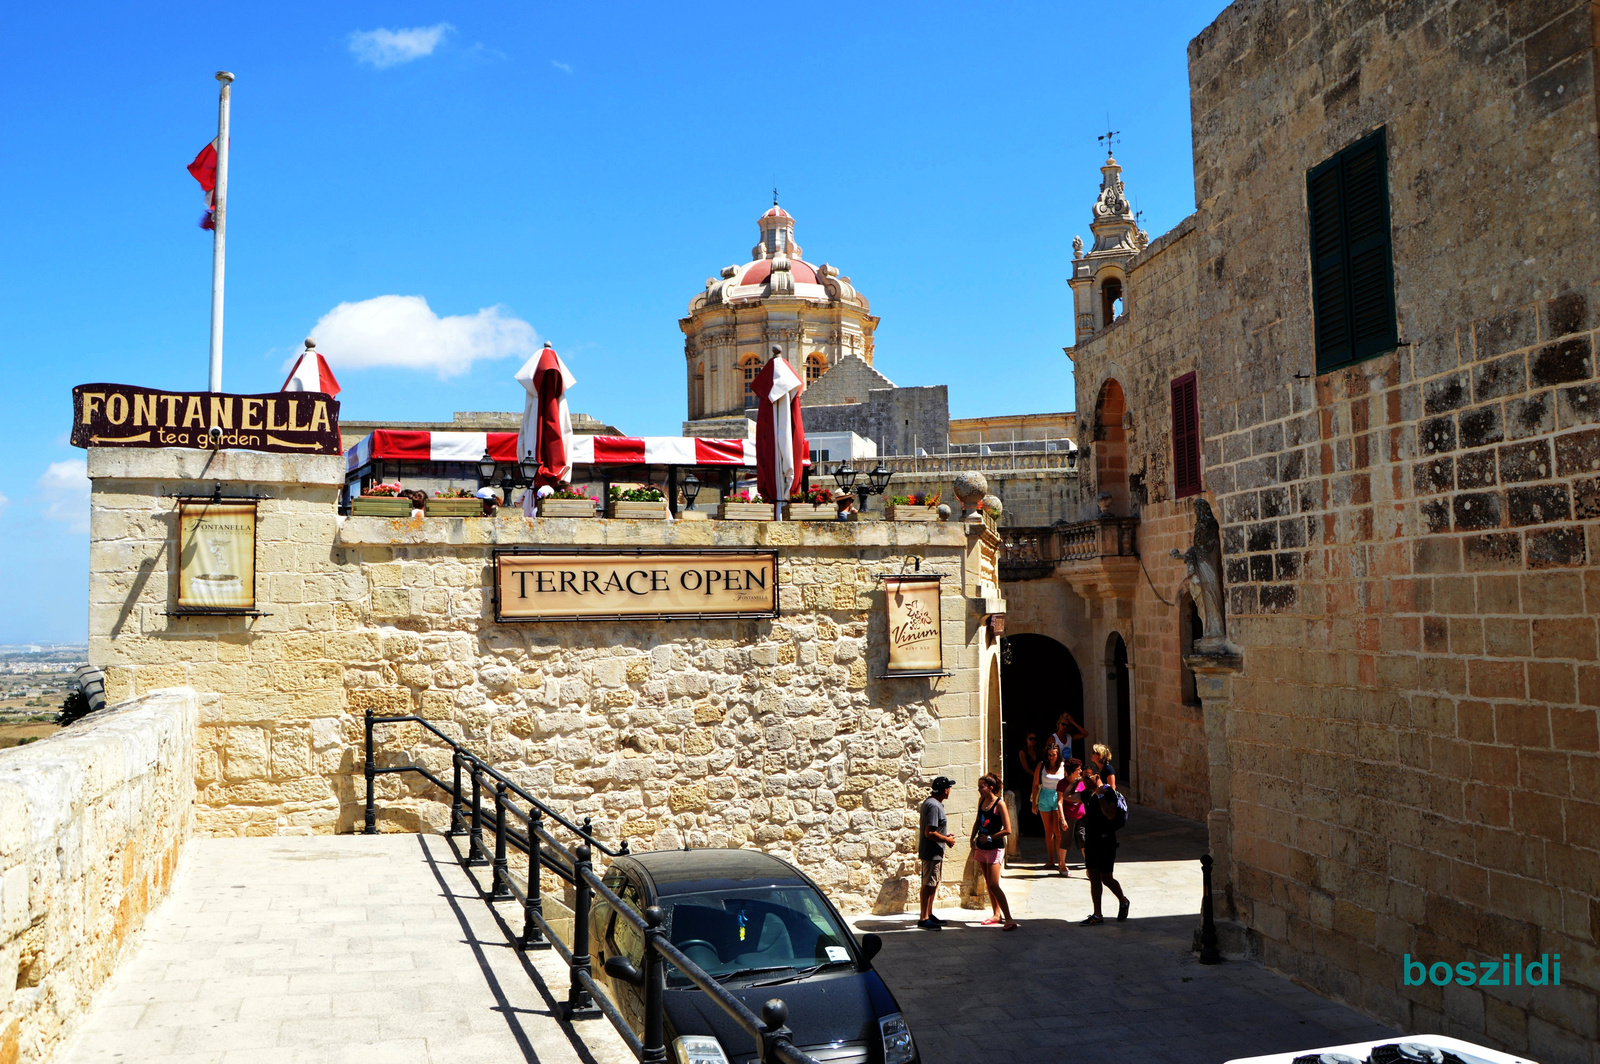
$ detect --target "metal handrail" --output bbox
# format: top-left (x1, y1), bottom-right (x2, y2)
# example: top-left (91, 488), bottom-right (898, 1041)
top-left (362, 709), bottom-right (823, 1064)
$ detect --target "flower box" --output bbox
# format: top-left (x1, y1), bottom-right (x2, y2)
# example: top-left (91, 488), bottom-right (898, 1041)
top-left (351, 497), bottom-right (415, 518)
top-left (787, 503), bottom-right (836, 520)
top-left (424, 498), bottom-right (483, 517)
top-left (884, 504), bottom-right (938, 522)
top-left (611, 500), bottom-right (670, 520)
top-left (718, 502), bottom-right (777, 521)
top-left (539, 498), bottom-right (597, 518)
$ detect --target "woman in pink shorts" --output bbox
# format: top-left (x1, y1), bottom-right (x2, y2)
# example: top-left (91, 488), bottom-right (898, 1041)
top-left (970, 773), bottom-right (1019, 930)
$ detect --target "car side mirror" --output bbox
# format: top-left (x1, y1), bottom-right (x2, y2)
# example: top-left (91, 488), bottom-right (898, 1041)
top-left (604, 955), bottom-right (645, 987)
top-left (858, 933), bottom-right (882, 966)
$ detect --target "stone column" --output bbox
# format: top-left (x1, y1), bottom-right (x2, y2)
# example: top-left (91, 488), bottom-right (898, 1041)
top-left (1186, 652), bottom-right (1242, 919)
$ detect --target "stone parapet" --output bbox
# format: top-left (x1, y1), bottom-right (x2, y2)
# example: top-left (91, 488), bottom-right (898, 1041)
top-left (0, 688), bottom-right (197, 1062)
top-left (86, 447), bottom-right (345, 487)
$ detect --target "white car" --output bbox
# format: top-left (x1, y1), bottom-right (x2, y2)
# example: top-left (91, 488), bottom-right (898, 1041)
top-left (1227, 1035), bottom-right (1538, 1064)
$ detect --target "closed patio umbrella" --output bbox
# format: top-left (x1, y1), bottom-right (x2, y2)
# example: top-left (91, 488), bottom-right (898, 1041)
top-left (515, 342), bottom-right (576, 516)
top-left (752, 346), bottom-right (807, 517)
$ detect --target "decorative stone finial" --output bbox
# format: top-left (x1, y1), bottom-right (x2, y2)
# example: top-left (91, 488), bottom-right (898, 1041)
top-left (303, 338), bottom-right (316, 350)
top-left (953, 472), bottom-right (988, 512)
top-left (981, 494), bottom-right (1003, 518)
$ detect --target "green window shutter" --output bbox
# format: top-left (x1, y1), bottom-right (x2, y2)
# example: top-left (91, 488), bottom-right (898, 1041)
top-left (1308, 159), bottom-right (1351, 369)
top-left (1308, 127), bottom-right (1396, 372)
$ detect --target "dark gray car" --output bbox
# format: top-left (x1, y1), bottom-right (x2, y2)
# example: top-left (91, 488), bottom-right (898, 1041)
top-left (589, 849), bottom-right (919, 1064)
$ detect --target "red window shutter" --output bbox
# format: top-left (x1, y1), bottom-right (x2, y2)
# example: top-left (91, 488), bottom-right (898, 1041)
top-left (1172, 373), bottom-right (1201, 499)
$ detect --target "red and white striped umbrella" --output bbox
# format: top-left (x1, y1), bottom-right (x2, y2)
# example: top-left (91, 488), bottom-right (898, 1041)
top-left (752, 349), bottom-right (807, 507)
top-left (281, 341), bottom-right (341, 396)
top-left (515, 343), bottom-right (576, 514)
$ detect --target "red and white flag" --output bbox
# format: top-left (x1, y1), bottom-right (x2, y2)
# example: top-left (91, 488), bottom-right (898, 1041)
top-left (188, 139), bottom-right (219, 230)
top-left (281, 343), bottom-right (342, 397)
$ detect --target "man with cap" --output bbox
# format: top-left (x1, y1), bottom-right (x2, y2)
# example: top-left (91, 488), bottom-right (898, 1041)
top-left (917, 776), bottom-right (957, 929)
top-left (475, 487), bottom-right (500, 517)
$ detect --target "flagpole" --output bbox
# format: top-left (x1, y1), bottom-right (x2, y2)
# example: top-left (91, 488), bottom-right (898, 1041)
top-left (208, 71), bottom-right (234, 393)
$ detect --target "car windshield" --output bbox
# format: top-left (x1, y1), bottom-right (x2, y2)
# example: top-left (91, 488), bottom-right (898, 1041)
top-left (657, 885), bottom-right (855, 987)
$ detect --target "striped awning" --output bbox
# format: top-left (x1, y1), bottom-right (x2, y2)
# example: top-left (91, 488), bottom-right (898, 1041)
top-left (346, 431), bottom-right (756, 475)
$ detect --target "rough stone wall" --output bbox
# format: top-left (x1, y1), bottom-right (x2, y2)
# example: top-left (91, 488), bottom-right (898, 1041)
top-left (802, 356), bottom-right (895, 407)
top-left (882, 469), bottom-right (1080, 527)
top-left (1126, 499), bottom-right (1212, 821)
top-left (1187, 0), bottom-right (1600, 1058)
top-left (0, 689), bottom-right (197, 1063)
top-left (802, 384), bottom-right (951, 457)
top-left (87, 448), bottom-right (993, 914)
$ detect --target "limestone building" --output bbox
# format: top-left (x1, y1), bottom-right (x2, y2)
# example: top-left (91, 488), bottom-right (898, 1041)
top-left (1000, 0), bottom-right (1600, 1058)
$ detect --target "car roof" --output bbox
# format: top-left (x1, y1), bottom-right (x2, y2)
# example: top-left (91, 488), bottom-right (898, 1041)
top-left (619, 849), bottom-right (813, 898)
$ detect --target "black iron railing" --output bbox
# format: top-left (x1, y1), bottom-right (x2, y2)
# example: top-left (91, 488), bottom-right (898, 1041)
top-left (363, 710), bottom-right (822, 1064)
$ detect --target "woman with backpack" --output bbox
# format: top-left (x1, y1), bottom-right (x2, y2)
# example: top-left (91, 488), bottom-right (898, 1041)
top-left (1079, 783), bottom-right (1130, 925)
top-left (971, 773), bottom-right (1019, 930)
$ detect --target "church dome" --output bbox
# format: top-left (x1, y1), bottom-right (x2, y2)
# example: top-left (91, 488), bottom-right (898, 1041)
top-left (690, 204), bottom-right (866, 312)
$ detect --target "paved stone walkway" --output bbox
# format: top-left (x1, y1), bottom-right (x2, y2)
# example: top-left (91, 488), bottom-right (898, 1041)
top-left (57, 834), bottom-right (632, 1064)
top-left (850, 805), bottom-right (1400, 1064)
top-left (60, 813), bottom-right (1398, 1064)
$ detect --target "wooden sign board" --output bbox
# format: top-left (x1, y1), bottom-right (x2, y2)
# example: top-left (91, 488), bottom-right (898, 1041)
top-left (494, 550), bottom-right (778, 622)
top-left (884, 574), bottom-right (944, 676)
top-left (71, 383), bottom-right (341, 455)
top-left (177, 502), bottom-right (257, 610)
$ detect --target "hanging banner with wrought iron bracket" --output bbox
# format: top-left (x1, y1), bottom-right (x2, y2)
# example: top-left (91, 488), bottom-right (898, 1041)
top-left (71, 383), bottom-right (342, 455)
top-left (883, 574), bottom-right (944, 677)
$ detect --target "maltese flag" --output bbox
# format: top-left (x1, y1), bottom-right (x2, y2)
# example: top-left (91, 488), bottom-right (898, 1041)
top-left (281, 342), bottom-right (342, 397)
top-left (188, 139), bottom-right (219, 230)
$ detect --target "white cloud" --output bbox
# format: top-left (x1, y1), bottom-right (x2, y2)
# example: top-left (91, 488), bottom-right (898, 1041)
top-left (38, 460), bottom-right (89, 535)
top-left (551, 60), bottom-right (573, 73)
top-left (349, 23), bottom-right (453, 68)
top-left (307, 295), bottom-right (540, 379)
top-left (0, 491), bottom-right (9, 517)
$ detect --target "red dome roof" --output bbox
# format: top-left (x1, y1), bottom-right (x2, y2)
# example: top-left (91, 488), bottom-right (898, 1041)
top-left (762, 206), bottom-right (792, 219)
top-left (738, 258), bottom-right (818, 286)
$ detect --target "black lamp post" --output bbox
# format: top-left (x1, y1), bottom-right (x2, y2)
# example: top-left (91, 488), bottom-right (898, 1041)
top-left (682, 471), bottom-right (701, 511)
top-left (479, 449), bottom-right (542, 504)
top-left (832, 462), bottom-right (857, 506)
top-left (832, 460), bottom-right (892, 511)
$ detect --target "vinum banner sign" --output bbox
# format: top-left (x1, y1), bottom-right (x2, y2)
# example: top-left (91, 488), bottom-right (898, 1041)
top-left (884, 574), bottom-right (943, 676)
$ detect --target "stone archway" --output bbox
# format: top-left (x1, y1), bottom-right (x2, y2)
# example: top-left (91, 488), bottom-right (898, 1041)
top-left (1094, 379), bottom-right (1129, 515)
top-left (1106, 631), bottom-right (1132, 794)
top-left (999, 634), bottom-right (1084, 836)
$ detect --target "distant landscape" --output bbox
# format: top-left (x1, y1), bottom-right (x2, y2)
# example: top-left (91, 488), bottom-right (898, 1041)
top-left (0, 643), bottom-right (86, 747)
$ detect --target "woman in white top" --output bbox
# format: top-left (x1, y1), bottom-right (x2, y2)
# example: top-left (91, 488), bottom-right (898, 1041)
top-left (1032, 741), bottom-right (1069, 876)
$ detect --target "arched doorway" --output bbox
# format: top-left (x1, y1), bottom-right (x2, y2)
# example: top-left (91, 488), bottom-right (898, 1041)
top-left (1108, 632), bottom-right (1131, 790)
top-left (1000, 634), bottom-right (1084, 836)
top-left (1094, 379), bottom-right (1129, 514)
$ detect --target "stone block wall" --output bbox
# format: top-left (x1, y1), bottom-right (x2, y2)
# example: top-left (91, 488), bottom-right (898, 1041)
top-left (87, 448), bottom-right (996, 914)
top-left (1186, 0), bottom-right (1600, 1058)
top-left (0, 689), bottom-right (197, 1063)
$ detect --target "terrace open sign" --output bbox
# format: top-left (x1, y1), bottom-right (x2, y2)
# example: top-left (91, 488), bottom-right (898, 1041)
top-left (493, 549), bottom-right (779, 622)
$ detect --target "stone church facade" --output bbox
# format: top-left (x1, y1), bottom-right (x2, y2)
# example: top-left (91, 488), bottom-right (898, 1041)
top-left (1018, 0), bottom-right (1600, 1057)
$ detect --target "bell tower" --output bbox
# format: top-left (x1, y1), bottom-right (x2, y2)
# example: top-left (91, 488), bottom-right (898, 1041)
top-left (1067, 153), bottom-right (1149, 344)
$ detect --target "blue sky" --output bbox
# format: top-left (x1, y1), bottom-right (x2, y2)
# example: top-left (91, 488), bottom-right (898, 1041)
top-left (0, 1), bottom-right (1229, 643)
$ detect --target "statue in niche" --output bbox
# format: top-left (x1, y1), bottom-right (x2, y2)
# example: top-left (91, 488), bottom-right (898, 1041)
top-left (1171, 498), bottom-right (1240, 657)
